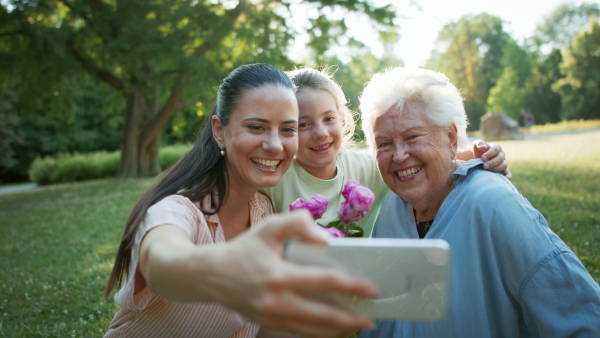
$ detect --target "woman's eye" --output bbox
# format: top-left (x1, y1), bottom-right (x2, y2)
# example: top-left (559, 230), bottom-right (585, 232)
top-left (281, 127), bottom-right (297, 134)
top-left (407, 135), bottom-right (419, 141)
top-left (248, 125), bottom-right (265, 132)
top-left (377, 142), bottom-right (390, 149)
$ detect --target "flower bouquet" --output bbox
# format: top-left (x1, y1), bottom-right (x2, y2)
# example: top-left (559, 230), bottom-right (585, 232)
top-left (289, 180), bottom-right (376, 238)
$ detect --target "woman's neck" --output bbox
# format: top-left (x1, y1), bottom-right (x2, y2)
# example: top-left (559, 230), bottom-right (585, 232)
top-left (414, 178), bottom-right (455, 221)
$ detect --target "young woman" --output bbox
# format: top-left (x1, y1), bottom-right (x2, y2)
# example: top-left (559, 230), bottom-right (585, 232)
top-left (262, 67), bottom-right (509, 236)
top-left (103, 64), bottom-right (379, 337)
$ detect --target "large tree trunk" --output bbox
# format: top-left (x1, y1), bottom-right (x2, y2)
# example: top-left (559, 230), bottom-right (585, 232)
top-left (117, 82), bottom-right (181, 179)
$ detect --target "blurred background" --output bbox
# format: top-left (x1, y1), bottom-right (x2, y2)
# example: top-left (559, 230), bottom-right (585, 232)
top-left (1, 1), bottom-right (599, 336)
top-left (1, 0), bottom-right (599, 183)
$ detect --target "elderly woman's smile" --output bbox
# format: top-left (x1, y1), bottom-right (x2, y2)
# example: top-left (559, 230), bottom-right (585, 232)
top-left (396, 164), bottom-right (424, 181)
top-left (374, 102), bottom-right (457, 219)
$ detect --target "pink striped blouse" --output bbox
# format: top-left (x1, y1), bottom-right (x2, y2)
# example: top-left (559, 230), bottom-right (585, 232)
top-left (105, 193), bottom-right (274, 338)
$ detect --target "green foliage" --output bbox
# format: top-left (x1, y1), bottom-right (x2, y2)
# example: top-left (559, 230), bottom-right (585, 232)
top-left (426, 13), bottom-right (509, 130)
top-left (1, 0), bottom-right (398, 179)
top-left (524, 49), bottom-right (563, 124)
top-left (0, 88), bottom-right (20, 176)
top-left (533, 2), bottom-right (600, 50)
top-left (29, 144), bottom-right (191, 185)
top-left (553, 19), bottom-right (600, 120)
top-left (486, 40), bottom-right (532, 120)
top-left (0, 75), bottom-right (124, 183)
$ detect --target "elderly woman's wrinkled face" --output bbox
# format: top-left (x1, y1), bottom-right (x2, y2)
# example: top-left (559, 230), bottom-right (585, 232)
top-left (374, 101), bottom-right (458, 212)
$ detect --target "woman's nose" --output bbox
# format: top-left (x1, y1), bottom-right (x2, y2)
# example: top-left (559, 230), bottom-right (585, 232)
top-left (392, 143), bottom-right (409, 163)
top-left (263, 132), bottom-right (284, 152)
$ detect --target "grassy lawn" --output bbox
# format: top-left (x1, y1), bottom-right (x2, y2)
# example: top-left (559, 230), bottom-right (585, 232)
top-left (0, 131), bottom-right (599, 337)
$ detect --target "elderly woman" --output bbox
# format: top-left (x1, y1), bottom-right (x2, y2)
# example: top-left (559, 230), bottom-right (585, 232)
top-left (358, 67), bottom-right (600, 337)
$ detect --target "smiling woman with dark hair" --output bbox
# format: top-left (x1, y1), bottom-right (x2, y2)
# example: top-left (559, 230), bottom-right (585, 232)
top-left (103, 63), bottom-right (379, 337)
top-left (358, 67), bottom-right (600, 338)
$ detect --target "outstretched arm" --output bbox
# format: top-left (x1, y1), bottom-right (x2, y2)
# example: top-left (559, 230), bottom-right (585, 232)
top-left (139, 210), bottom-right (378, 337)
top-left (457, 140), bottom-right (512, 179)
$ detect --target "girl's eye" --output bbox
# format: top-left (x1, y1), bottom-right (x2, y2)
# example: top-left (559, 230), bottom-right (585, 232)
top-left (298, 122), bottom-right (309, 130)
top-left (324, 116), bottom-right (336, 123)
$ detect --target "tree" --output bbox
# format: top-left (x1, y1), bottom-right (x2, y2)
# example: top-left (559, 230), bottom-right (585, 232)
top-left (553, 18), bottom-right (600, 120)
top-left (533, 2), bottom-right (600, 51)
top-left (426, 13), bottom-right (509, 130)
top-left (524, 49), bottom-right (563, 124)
top-left (1, 0), bottom-right (397, 179)
top-left (486, 39), bottom-right (532, 120)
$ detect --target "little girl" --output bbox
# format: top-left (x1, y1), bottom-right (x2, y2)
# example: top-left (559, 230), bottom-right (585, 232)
top-left (262, 67), bottom-right (509, 236)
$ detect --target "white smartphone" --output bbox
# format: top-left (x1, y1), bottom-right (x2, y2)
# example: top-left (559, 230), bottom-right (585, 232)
top-left (284, 237), bottom-right (451, 321)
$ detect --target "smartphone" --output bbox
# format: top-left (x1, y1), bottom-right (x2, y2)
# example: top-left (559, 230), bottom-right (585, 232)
top-left (284, 237), bottom-right (451, 321)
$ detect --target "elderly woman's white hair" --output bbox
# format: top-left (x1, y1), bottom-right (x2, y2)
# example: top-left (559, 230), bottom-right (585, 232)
top-left (360, 67), bottom-right (470, 154)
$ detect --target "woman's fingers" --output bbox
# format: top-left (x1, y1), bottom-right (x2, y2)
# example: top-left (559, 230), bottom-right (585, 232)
top-left (257, 288), bottom-right (375, 337)
top-left (257, 210), bottom-right (332, 245)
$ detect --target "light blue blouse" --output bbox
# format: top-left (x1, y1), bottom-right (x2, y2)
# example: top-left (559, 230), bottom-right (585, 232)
top-left (361, 159), bottom-right (600, 338)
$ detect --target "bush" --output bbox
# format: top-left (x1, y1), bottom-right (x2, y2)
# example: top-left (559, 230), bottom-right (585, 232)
top-left (29, 144), bottom-right (192, 185)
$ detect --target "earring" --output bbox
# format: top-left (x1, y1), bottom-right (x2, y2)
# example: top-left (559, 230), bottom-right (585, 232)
top-left (220, 145), bottom-right (225, 156)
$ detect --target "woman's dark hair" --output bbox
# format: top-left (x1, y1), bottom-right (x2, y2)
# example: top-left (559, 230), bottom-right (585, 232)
top-left (105, 63), bottom-right (295, 297)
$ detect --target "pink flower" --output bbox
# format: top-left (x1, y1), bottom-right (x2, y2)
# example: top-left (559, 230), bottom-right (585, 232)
top-left (289, 194), bottom-right (328, 220)
top-left (306, 194), bottom-right (328, 220)
top-left (347, 185), bottom-right (375, 212)
top-left (339, 201), bottom-right (367, 224)
top-left (339, 200), bottom-right (353, 224)
top-left (324, 226), bottom-right (345, 238)
top-left (341, 180), bottom-right (361, 199)
top-left (289, 198), bottom-right (307, 212)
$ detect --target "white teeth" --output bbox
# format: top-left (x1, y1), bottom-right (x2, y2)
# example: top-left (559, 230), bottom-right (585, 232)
top-left (252, 158), bottom-right (280, 169)
top-left (397, 165), bottom-right (423, 179)
top-left (311, 144), bottom-right (330, 151)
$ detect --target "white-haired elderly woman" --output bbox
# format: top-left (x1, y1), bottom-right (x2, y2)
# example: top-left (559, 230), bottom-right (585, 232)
top-left (358, 67), bottom-right (600, 338)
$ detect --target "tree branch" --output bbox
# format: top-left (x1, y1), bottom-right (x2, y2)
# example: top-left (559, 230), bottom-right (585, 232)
top-left (66, 41), bottom-right (125, 94)
top-left (141, 84), bottom-right (183, 148)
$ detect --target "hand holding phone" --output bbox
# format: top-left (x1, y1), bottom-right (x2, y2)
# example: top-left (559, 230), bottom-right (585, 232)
top-left (284, 238), bottom-right (451, 321)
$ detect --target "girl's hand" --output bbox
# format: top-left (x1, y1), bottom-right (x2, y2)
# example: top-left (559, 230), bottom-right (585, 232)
top-left (472, 140), bottom-right (512, 180)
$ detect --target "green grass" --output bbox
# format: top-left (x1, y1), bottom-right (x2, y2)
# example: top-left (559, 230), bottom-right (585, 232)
top-left (0, 131), bottom-right (598, 336)
top-left (468, 118), bottom-right (600, 138)
top-left (0, 178), bottom-right (154, 337)
top-left (500, 130), bottom-right (600, 282)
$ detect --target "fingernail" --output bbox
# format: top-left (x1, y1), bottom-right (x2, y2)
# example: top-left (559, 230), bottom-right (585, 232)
top-left (483, 163), bottom-right (489, 169)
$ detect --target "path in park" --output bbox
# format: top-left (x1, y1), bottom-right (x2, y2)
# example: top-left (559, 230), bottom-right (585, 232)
top-left (1, 128), bottom-right (598, 197)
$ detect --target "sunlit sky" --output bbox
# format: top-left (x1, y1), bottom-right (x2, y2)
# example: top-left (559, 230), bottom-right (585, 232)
top-left (289, 0), bottom-right (599, 68)
top-left (389, 0), bottom-right (598, 68)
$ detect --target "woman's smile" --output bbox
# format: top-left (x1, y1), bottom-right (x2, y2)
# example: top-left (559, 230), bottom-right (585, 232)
top-left (396, 164), bottom-right (424, 181)
top-left (251, 158), bottom-right (281, 170)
